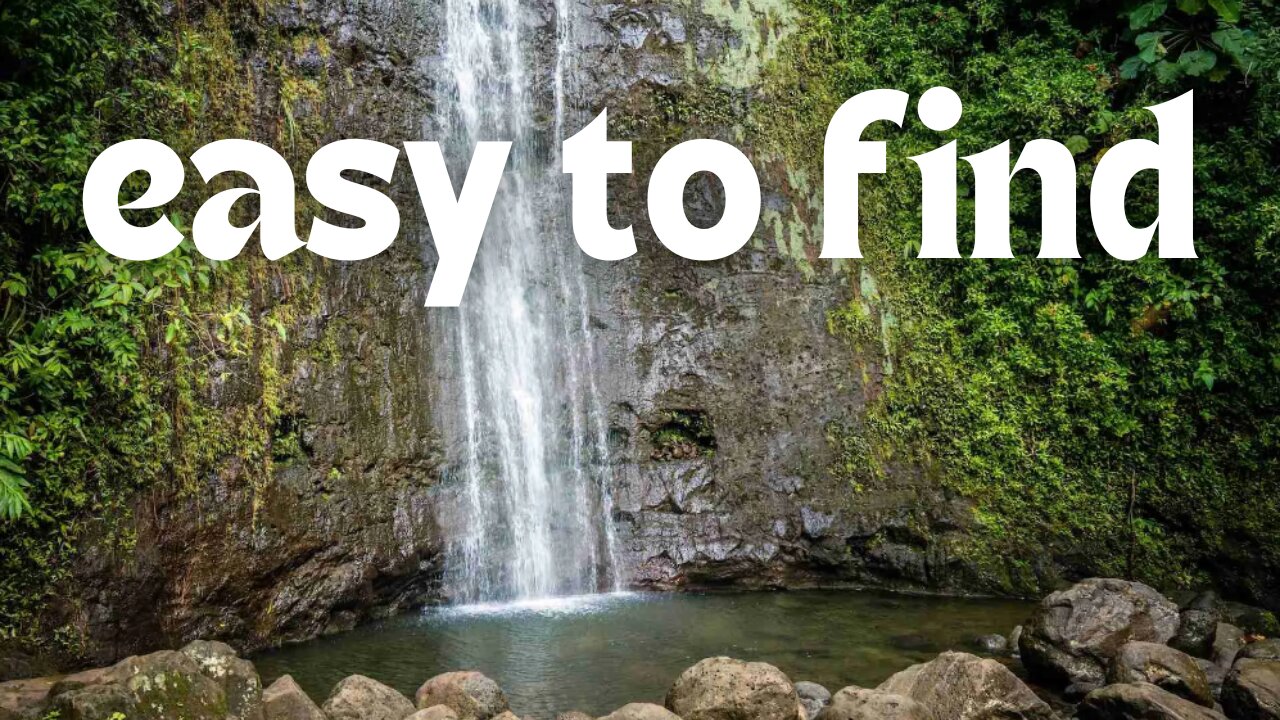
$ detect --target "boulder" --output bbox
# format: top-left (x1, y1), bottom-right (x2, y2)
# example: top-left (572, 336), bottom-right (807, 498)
top-left (1019, 578), bottom-right (1179, 687)
top-left (1214, 623), bottom-right (1246, 667)
top-left (181, 640), bottom-right (264, 720)
top-left (322, 675), bottom-right (415, 720)
top-left (554, 713), bottom-right (593, 720)
top-left (1076, 682), bottom-right (1227, 720)
top-left (795, 681), bottom-right (831, 720)
top-left (876, 651), bottom-right (1054, 720)
top-left (815, 687), bottom-right (934, 720)
top-left (599, 703), bottom-right (683, 720)
top-left (1172, 593), bottom-right (1221, 659)
top-left (262, 675), bottom-right (325, 720)
top-left (1221, 658), bottom-right (1280, 720)
top-left (0, 677), bottom-right (54, 720)
top-left (51, 650), bottom-right (228, 720)
top-left (410, 707), bottom-right (461, 720)
top-left (1106, 641), bottom-right (1213, 706)
top-left (1239, 640), bottom-right (1280, 662)
top-left (414, 671), bottom-right (508, 720)
top-left (1195, 658), bottom-right (1227, 701)
top-left (665, 657), bottom-right (797, 720)
top-left (974, 635), bottom-right (1008, 654)
top-left (1009, 625), bottom-right (1024, 656)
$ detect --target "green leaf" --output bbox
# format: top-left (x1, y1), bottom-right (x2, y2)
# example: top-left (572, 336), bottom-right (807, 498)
top-left (1176, 0), bottom-right (1206, 11)
top-left (1207, 0), bottom-right (1241, 21)
top-left (1154, 59), bottom-right (1183, 83)
top-left (1136, 31), bottom-right (1168, 63)
top-left (1119, 56), bottom-right (1149, 80)
top-left (1178, 49), bottom-right (1217, 76)
top-left (1065, 136), bottom-right (1090, 155)
top-left (1130, 0), bottom-right (1169, 29)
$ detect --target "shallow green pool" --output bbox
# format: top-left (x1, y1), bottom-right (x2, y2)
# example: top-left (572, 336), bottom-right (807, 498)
top-left (253, 590), bottom-right (1031, 717)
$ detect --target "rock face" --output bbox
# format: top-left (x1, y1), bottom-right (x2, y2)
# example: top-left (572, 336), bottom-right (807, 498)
top-left (414, 671), bottom-right (508, 720)
top-left (817, 687), bottom-right (934, 720)
top-left (262, 675), bottom-right (325, 720)
top-left (665, 657), bottom-right (798, 720)
top-left (1106, 641), bottom-right (1213, 706)
top-left (600, 703), bottom-right (684, 720)
top-left (1222, 659), bottom-right (1280, 720)
top-left (1076, 683), bottom-right (1227, 720)
top-left (1215, 623), bottom-right (1246, 667)
top-left (876, 651), bottom-right (1054, 720)
top-left (795, 681), bottom-right (831, 719)
top-left (1019, 578), bottom-right (1180, 687)
top-left (321, 675), bottom-right (416, 720)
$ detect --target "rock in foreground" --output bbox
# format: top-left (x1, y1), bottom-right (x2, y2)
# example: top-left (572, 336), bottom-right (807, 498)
top-left (322, 675), bottom-right (415, 720)
top-left (1106, 641), bottom-right (1213, 706)
top-left (262, 675), bottom-right (325, 720)
top-left (415, 671), bottom-right (509, 720)
top-left (666, 657), bottom-right (797, 720)
top-left (877, 651), bottom-right (1054, 720)
top-left (1019, 578), bottom-right (1179, 687)
top-left (600, 703), bottom-right (683, 720)
top-left (795, 681), bottom-right (831, 720)
top-left (1221, 658), bottom-right (1280, 720)
top-left (181, 640), bottom-right (264, 720)
top-left (816, 687), bottom-right (934, 720)
top-left (1076, 682), bottom-right (1226, 720)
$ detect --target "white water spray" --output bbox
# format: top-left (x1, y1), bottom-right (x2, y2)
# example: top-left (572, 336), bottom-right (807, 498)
top-left (431, 0), bottom-right (623, 604)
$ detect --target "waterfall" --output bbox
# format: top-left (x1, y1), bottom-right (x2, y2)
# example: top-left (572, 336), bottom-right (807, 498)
top-left (429, 0), bottom-right (623, 604)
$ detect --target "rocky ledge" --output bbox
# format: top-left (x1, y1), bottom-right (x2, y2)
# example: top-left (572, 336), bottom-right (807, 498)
top-left (2, 579), bottom-right (1278, 720)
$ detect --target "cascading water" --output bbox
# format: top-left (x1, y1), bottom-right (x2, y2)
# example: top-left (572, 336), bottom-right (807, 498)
top-left (429, 0), bottom-right (623, 604)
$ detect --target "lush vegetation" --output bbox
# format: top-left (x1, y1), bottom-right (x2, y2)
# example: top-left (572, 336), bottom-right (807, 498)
top-left (759, 0), bottom-right (1279, 598)
top-left (0, 0), bottom-right (323, 657)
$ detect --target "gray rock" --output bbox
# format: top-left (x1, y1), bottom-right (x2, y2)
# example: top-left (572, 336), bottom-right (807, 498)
top-left (181, 640), bottom-right (264, 720)
top-left (1107, 641), bottom-right (1213, 706)
top-left (1009, 626), bottom-right (1024, 657)
top-left (1221, 658), bottom-right (1280, 720)
top-left (816, 687), bottom-right (934, 720)
top-left (322, 675), bottom-right (415, 720)
top-left (1195, 658), bottom-right (1227, 701)
top-left (599, 703), bottom-right (683, 720)
top-left (554, 713), bottom-right (593, 720)
top-left (795, 681), bottom-right (831, 720)
top-left (50, 650), bottom-right (229, 720)
top-left (410, 707), bottom-right (461, 720)
top-left (1076, 682), bottom-right (1227, 720)
top-left (1214, 623), bottom-right (1246, 667)
top-left (1238, 640), bottom-right (1280, 662)
top-left (0, 677), bottom-right (54, 720)
top-left (1019, 578), bottom-right (1179, 687)
top-left (262, 675), bottom-right (325, 720)
top-left (876, 651), bottom-right (1054, 720)
top-left (414, 671), bottom-right (508, 720)
top-left (665, 657), bottom-right (797, 720)
top-left (1172, 593), bottom-right (1221, 659)
top-left (974, 635), bottom-right (1008, 654)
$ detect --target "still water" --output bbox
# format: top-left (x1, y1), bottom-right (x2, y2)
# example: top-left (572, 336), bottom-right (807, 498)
top-left (253, 590), bottom-right (1032, 717)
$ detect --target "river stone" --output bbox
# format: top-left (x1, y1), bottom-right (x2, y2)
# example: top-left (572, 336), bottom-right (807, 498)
top-left (1172, 593), bottom-right (1221, 659)
top-left (181, 640), bottom-right (264, 720)
top-left (974, 635), bottom-right (1008, 654)
top-left (795, 681), bottom-right (831, 720)
top-left (665, 657), bottom-right (797, 720)
top-left (1076, 682), bottom-right (1227, 720)
top-left (1019, 578), bottom-right (1179, 687)
top-left (415, 671), bottom-right (508, 720)
top-left (1215, 623), bottom-right (1246, 667)
top-left (50, 650), bottom-right (229, 720)
top-left (0, 677), bottom-right (54, 720)
top-left (1009, 626), bottom-right (1024, 657)
top-left (599, 703), bottom-right (683, 720)
top-left (410, 707), bottom-right (461, 720)
top-left (1239, 640), bottom-right (1280, 662)
top-left (816, 687), bottom-right (934, 720)
top-left (1222, 658), bottom-right (1280, 720)
top-left (554, 713), bottom-right (593, 720)
top-left (877, 651), bottom-right (1054, 720)
top-left (1107, 641), bottom-right (1213, 706)
top-left (322, 675), bottom-right (415, 720)
top-left (1196, 658), bottom-right (1227, 701)
top-left (262, 675), bottom-right (325, 720)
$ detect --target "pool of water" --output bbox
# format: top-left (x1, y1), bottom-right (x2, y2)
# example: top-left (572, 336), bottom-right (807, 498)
top-left (253, 590), bottom-right (1032, 717)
